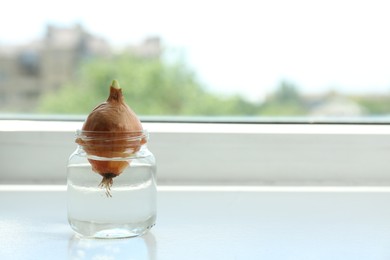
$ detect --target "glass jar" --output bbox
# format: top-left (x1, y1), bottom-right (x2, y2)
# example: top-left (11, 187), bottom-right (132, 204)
top-left (67, 130), bottom-right (156, 238)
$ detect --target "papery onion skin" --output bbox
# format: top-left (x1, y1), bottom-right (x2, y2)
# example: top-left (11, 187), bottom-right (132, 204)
top-left (83, 82), bottom-right (143, 132)
top-left (76, 80), bottom-right (145, 196)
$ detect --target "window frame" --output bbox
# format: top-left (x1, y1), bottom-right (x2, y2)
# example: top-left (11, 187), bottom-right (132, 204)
top-left (1, 119), bottom-right (390, 186)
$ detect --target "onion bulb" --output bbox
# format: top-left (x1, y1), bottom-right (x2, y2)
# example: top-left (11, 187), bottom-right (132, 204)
top-left (76, 80), bottom-right (145, 197)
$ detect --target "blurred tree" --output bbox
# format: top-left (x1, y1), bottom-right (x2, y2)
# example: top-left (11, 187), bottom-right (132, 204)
top-left (259, 81), bottom-right (308, 115)
top-left (352, 95), bottom-right (390, 115)
top-left (37, 53), bottom-right (258, 116)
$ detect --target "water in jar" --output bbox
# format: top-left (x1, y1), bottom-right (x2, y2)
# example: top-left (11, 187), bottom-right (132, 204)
top-left (67, 161), bottom-right (156, 238)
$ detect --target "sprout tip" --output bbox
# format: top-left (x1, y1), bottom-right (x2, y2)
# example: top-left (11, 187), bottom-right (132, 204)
top-left (111, 80), bottom-right (120, 89)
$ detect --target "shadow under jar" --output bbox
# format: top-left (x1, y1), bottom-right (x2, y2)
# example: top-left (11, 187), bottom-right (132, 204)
top-left (67, 130), bottom-right (156, 238)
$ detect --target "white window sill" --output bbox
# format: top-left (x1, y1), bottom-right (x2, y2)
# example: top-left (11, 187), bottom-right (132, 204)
top-left (1, 120), bottom-right (390, 185)
top-left (1, 185), bottom-right (390, 259)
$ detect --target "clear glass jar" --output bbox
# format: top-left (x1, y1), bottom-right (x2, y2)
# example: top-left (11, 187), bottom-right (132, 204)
top-left (67, 130), bottom-right (156, 238)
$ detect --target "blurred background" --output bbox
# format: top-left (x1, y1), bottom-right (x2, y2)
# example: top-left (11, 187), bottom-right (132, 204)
top-left (1, 0), bottom-right (390, 119)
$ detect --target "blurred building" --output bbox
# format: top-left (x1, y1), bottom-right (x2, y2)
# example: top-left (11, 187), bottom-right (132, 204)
top-left (0, 24), bottom-right (111, 111)
top-left (0, 24), bottom-right (161, 112)
top-left (308, 93), bottom-right (365, 117)
top-left (127, 37), bottom-right (162, 59)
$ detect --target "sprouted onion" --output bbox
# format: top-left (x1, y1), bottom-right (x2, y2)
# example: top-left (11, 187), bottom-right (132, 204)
top-left (76, 80), bottom-right (145, 197)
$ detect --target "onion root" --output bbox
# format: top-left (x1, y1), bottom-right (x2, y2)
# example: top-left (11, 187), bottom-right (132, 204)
top-left (98, 173), bottom-right (116, 197)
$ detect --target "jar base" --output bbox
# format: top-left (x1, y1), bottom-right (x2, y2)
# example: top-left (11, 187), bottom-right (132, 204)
top-left (69, 215), bottom-right (156, 238)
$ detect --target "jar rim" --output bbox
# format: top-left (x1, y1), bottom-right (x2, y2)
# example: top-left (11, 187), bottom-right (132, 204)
top-left (76, 129), bottom-right (148, 134)
top-left (76, 129), bottom-right (149, 142)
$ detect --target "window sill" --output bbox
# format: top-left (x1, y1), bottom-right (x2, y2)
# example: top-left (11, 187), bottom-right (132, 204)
top-left (1, 120), bottom-right (390, 185)
top-left (1, 185), bottom-right (390, 259)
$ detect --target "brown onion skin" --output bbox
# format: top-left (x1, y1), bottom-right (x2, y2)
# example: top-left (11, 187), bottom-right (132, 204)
top-left (83, 86), bottom-right (142, 132)
top-left (77, 83), bottom-right (146, 177)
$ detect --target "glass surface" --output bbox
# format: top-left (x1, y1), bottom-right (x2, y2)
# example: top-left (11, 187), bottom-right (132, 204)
top-left (67, 131), bottom-right (157, 238)
top-left (1, 0), bottom-right (389, 120)
top-left (68, 234), bottom-right (155, 259)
